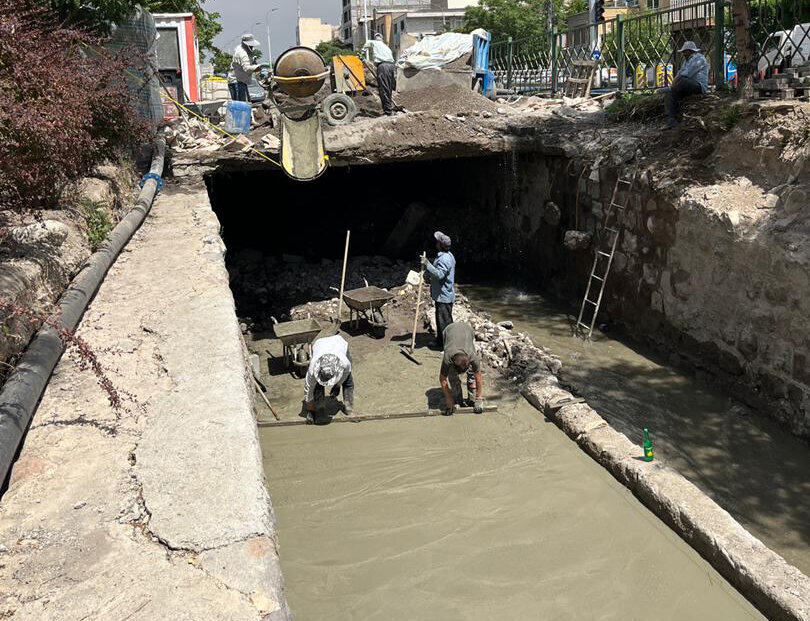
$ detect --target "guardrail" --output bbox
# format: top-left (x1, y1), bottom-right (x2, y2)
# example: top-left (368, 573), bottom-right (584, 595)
top-left (490, 0), bottom-right (810, 95)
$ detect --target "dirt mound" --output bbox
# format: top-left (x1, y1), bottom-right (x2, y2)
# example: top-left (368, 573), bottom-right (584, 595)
top-left (396, 83), bottom-right (501, 116)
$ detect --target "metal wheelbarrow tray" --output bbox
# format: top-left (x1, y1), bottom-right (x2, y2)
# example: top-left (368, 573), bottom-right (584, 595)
top-left (273, 318), bottom-right (323, 369)
top-left (342, 286), bottom-right (395, 336)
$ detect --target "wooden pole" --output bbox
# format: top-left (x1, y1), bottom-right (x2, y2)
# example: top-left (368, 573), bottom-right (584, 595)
top-left (410, 252), bottom-right (426, 352)
top-left (336, 230), bottom-right (350, 322)
top-left (257, 405), bottom-right (499, 428)
top-left (253, 376), bottom-right (280, 420)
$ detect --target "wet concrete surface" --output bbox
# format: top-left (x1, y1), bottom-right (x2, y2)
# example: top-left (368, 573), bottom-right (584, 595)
top-left (461, 283), bottom-right (810, 579)
top-left (252, 312), bottom-right (766, 620)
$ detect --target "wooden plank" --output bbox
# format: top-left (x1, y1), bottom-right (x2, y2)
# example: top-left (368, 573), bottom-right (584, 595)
top-left (257, 405), bottom-right (499, 428)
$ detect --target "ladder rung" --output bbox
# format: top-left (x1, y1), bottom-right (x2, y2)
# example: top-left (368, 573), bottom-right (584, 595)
top-left (618, 178), bottom-right (632, 185)
top-left (585, 299), bottom-right (598, 306)
top-left (577, 322), bottom-right (591, 330)
top-left (592, 275), bottom-right (604, 282)
top-left (610, 202), bottom-right (625, 209)
top-left (597, 251), bottom-right (611, 257)
top-left (605, 227), bottom-right (619, 234)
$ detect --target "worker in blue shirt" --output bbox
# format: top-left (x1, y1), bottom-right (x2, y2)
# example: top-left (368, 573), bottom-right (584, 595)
top-left (662, 41), bottom-right (708, 130)
top-left (422, 231), bottom-right (456, 347)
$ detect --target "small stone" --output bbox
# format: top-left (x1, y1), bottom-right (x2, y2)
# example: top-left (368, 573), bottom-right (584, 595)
top-left (73, 501), bottom-right (87, 510)
top-left (725, 210), bottom-right (741, 227)
top-left (482, 111), bottom-right (492, 118)
top-left (760, 193), bottom-right (780, 209)
top-left (497, 321), bottom-right (514, 330)
top-left (496, 107), bottom-right (507, 115)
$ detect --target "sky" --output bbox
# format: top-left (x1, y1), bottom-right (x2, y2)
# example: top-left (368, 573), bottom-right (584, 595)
top-left (206, 0), bottom-right (341, 62)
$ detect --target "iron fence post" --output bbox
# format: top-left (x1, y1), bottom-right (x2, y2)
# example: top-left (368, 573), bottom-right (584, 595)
top-left (714, 0), bottom-right (726, 87)
top-left (617, 15), bottom-right (626, 91)
top-left (506, 36), bottom-right (514, 91)
top-left (551, 29), bottom-right (559, 94)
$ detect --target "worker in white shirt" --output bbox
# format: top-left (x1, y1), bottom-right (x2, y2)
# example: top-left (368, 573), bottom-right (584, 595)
top-left (304, 333), bottom-right (354, 424)
top-left (362, 33), bottom-right (397, 116)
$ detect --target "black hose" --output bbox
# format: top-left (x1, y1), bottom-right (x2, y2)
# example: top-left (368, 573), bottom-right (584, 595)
top-left (0, 138), bottom-right (166, 491)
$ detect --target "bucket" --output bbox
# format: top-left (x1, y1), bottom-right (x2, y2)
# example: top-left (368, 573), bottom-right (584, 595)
top-left (225, 100), bottom-right (252, 134)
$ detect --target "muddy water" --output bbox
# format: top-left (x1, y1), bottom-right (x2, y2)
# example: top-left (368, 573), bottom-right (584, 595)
top-left (462, 284), bottom-right (810, 578)
top-left (257, 323), bottom-right (765, 621)
top-left (263, 398), bottom-right (764, 621)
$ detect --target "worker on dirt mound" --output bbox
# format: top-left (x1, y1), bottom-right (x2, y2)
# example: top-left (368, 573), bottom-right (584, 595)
top-left (439, 322), bottom-right (484, 416)
top-left (304, 332), bottom-right (354, 424)
top-left (230, 34), bottom-right (263, 102)
top-left (661, 41), bottom-right (708, 130)
top-left (422, 231), bottom-right (456, 348)
top-left (362, 33), bottom-right (398, 116)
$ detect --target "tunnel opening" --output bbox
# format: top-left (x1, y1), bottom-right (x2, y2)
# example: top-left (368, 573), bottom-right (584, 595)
top-left (205, 153), bottom-right (585, 327)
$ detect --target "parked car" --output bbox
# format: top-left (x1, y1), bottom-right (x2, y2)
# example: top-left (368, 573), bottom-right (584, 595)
top-left (247, 76), bottom-right (267, 104)
top-left (758, 23), bottom-right (810, 76)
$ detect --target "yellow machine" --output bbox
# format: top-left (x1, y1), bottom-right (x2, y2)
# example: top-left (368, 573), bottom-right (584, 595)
top-left (332, 55), bottom-right (367, 94)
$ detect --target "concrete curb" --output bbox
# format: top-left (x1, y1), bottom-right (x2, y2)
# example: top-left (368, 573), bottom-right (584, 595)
top-left (522, 371), bottom-right (810, 621)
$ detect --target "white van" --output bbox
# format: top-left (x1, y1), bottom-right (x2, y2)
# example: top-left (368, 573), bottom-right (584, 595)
top-left (758, 23), bottom-right (810, 75)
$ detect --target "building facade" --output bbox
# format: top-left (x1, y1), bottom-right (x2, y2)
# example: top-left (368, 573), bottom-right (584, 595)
top-left (340, 0), bottom-right (475, 51)
top-left (298, 17), bottom-right (337, 48)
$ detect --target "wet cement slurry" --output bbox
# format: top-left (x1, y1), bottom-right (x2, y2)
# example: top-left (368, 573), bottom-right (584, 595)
top-left (254, 319), bottom-right (766, 621)
top-left (461, 284), bottom-right (810, 579)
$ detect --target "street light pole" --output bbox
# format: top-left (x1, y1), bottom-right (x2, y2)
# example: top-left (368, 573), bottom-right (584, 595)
top-left (266, 7), bottom-right (278, 64)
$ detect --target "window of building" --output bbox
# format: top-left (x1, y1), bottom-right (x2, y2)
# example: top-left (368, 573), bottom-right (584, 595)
top-left (647, 0), bottom-right (659, 7)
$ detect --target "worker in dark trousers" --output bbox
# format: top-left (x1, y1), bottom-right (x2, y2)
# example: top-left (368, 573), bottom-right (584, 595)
top-left (439, 322), bottom-right (484, 416)
top-left (422, 231), bottom-right (456, 348)
top-left (362, 33), bottom-right (397, 116)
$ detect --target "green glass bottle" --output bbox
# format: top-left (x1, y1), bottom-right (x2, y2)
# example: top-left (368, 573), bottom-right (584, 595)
top-left (642, 428), bottom-right (654, 462)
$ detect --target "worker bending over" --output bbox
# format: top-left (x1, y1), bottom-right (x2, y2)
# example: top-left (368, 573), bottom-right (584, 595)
top-left (230, 34), bottom-right (262, 102)
top-left (422, 231), bottom-right (456, 347)
top-left (662, 41), bottom-right (708, 130)
top-left (304, 333), bottom-right (354, 424)
top-left (439, 322), bottom-right (484, 416)
top-left (362, 33), bottom-right (397, 116)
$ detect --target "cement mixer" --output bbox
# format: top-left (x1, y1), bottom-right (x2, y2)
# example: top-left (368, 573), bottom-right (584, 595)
top-left (264, 46), bottom-right (359, 181)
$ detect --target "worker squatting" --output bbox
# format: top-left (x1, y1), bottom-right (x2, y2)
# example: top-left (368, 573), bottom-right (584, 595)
top-left (303, 231), bottom-right (483, 424)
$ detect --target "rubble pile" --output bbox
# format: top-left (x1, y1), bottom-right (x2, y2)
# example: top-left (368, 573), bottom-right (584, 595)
top-left (228, 252), bottom-right (416, 328)
top-left (163, 115), bottom-right (259, 153)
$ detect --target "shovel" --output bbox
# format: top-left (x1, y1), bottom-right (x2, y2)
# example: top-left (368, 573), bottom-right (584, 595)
top-left (401, 252), bottom-right (426, 365)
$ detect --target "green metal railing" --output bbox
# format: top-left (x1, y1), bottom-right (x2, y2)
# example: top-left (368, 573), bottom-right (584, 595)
top-left (489, 0), bottom-right (810, 95)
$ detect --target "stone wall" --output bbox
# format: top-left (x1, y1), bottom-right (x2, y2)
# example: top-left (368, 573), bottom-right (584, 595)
top-left (468, 153), bottom-right (810, 440)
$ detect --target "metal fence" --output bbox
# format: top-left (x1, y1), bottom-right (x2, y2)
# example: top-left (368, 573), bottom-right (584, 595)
top-left (489, 0), bottom-right (810, 95)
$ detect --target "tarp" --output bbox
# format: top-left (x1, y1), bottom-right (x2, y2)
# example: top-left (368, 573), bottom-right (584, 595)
top-left (397, 29), bottom-right (488, 71)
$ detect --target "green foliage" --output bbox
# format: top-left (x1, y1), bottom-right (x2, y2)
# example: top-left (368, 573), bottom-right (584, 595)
top-left (720, 103), bottom-right (742, 130)
top-left (211, 46), bottom-right (232, 74)
top-left (601, 12), bottom-right (671, 70)
top-left (81, 199), bottom-right (114, 251)
top-left (43, 0), bottom-right (222, 55)
top-left (461, 0), bottom-right (555, 42)
top-left (316, 38), bottom-right (355, 65)
top-left (564, 0), bottom-right (589, 21)
top-left (604, 90), bottom-right (660, 121)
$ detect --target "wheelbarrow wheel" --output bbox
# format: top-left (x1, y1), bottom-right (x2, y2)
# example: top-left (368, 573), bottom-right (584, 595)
top-left (323, 93), bottom-right (357, 126)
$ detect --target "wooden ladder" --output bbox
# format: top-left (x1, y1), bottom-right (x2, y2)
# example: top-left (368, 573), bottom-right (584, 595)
top-left (575, 172), bottom-right (635, 340)
top-left (564, 60), bottom-right (599, 98)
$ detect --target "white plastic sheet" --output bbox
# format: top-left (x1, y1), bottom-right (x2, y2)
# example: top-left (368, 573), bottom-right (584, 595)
top-left (397, 29), bottom-right (488, 70)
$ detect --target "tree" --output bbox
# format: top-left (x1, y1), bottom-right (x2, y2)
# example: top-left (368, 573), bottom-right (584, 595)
top-left (732, 0), bottom-right (754, 100)
top-left (601, 13), bottom-right (671, 74)
top-left (43, 0), bottom-right (222, 56)
top-left (461, 0), bottom-right (549, 42)
top-left (316, 38), bottom-right (354, 64)
top-left (211, 46), bottom-right (232, 75)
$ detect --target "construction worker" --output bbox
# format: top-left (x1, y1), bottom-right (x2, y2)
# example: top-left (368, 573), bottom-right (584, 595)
top-left (662, 41), bottom-right (708, 130)
top-left (304, 332), bottom-right (354, 424)
top-left (362, 33), bottom-right (397, 116)
top-left (422, 231), bottom-right (455, 347)
top-left (231, 34), bottom-right (262, 102)
top-left (439, 322), bottom-right (484, 416)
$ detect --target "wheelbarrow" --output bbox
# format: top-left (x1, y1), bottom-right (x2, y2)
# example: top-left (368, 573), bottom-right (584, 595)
top-left (342, 286), bottom-right (394, 338)
top-left (272, 318), bottom-right (323, 377)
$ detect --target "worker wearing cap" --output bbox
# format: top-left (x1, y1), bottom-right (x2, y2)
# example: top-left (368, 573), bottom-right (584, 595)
top-left (422, 231), bottom-right (456, 348)
top-left (662, 41), bottom-right (708, 129)
top-left (231, 34), bottom-right (262, 102)
top-left (362, 33), bottom-right (397, 116)
top-left (439, 322), bottom-right (484, 416)
top-left (304, 333), bottom-right (354, 423)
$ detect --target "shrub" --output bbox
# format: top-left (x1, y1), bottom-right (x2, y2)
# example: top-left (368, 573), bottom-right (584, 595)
top-left (0, 0), bottom-right (149, 216)
top-left (81, 199), bottom-right (114, 251)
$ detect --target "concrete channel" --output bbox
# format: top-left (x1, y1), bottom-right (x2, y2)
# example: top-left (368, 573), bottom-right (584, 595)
top-left (201, 148), bottom-right (810, 619)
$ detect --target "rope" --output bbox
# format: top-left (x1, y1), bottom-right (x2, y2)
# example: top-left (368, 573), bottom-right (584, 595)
top-left (80, 41), bottom-right (283, 169)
